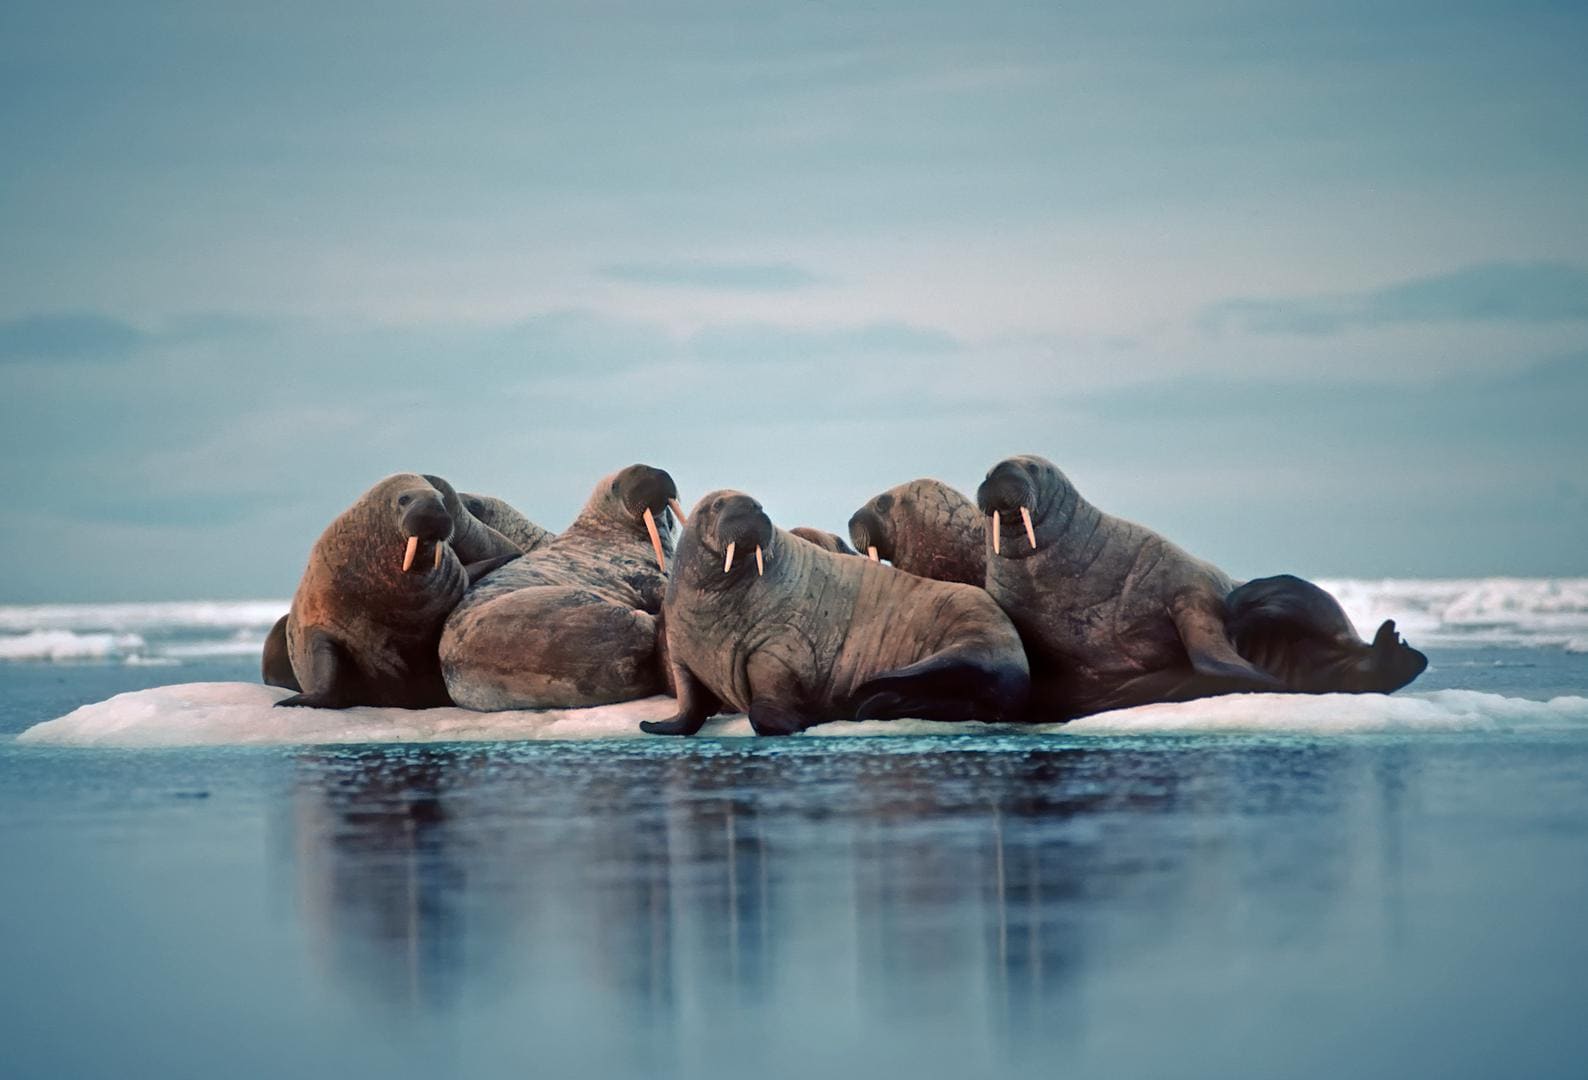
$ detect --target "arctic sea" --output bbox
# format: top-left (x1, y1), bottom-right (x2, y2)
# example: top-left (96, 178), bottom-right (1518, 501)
top-left (3, 580), bottom-right (1587, 1079)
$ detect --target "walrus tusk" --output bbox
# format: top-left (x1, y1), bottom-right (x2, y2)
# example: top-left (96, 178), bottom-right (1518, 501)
top-left (668, 498), bottom-right (687, 526)
top-left (434, 543), bottom-right (444, 570)
top-left (402, 535), bottom-right (419, 572)
top-left (723, 541), bottom-right (736, 573)
top-left (642, 507), bottom-right (666, 571)
top-left (991, 510), bottom-right (1001, 555)
top-left (755, 545), bottom-right (764, 576)
top-left (867, 545), bottom-right (879, 562)
top-left (1021, 506), bottom-right (1037, 549)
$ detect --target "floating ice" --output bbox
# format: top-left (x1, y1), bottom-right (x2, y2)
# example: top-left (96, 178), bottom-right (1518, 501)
top-left (16, 682), bottom-right (1587, 748)
top-left (0, 629), bottom-right (149, 662)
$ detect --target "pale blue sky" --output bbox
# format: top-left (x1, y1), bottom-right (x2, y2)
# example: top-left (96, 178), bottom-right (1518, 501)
top-left (2, 1), bottom-right (1585, 600)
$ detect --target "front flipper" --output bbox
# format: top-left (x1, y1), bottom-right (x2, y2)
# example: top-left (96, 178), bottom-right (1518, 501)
top-left (639, 660), bottom-right (722, 736)
top-left (848, 649), bottom-right (1028, 724)
top-left (1171, 596), bottom-right (1286, 692)
top-left (274, 629), bottom-right (359, 709)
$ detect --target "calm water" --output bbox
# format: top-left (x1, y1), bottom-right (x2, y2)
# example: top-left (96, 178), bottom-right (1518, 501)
top-left (3, 648), bottom-right (1588, 1079)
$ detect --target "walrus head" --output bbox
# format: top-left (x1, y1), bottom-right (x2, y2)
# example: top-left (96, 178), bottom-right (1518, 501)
top-left (977, 455), bottom-right (1068, 557)
top-left (681, 490), bottom-right (774, 582)
top-left (847, 492), bottom-right (896, 564)
top-left (607, 464), bottom-right (686, 572)
top-left (378, 474), bottom-right (455, 573)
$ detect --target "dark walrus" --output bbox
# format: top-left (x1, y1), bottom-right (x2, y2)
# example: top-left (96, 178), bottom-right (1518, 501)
top-left (640, 490), bottom-right (1029, 737)
top-left (847, 477), bottom-right (985, 585)
top-left (460, 492), bottom-right (555, 554)
top-left (273, 473), bottom-right (519, 708)
top-left (976, 454), bottom-right (1428, 720)
top-left (439, 464), bottom-right (685, 710)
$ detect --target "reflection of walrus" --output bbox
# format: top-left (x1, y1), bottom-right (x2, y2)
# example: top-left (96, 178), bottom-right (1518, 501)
top-left (276, 474), bottom-right (494, 708)
top-left (848, 478), bottom-right (984, 585)
top-left (789, 527), bottom-right (857, 555)
top-left (262, 474), bottom-right (519, 696)
top-left (976, 454), bottom-right (1427, 720)
top-left (461, 492), bottom-right (554, 554)
top-left (641, 491), bottom-right (1028, 737)
top-left (440, 465), bottom-right (685, 710)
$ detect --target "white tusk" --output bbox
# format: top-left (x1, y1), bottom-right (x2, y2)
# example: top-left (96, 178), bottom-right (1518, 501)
top-left (1021, 506), bottom-right (1037, 549)
top-left (723, 541), bottom-right (736, 573)
top-left (668, 498), bottom-right (687, 527)
top-left (991, 510), bottom-right (1001, 555)
top-left (867, 545), bottom-right (879, 562)
top-left (434, 543), bottom-right (444, 570)
top-left (642, 507), bottom-right (666, 571)
top-left (755, 545), bottom-right (764, 576)
top-left (402, 535), bottom-right (419, 572)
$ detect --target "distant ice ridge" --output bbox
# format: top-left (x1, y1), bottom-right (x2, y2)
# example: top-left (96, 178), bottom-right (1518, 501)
top-left (2, 580), bottom-right (1587, 665)
top-left (17, 682), bottom-right (1588, 748)
top-left (0, 600), bottom-right (285, 665)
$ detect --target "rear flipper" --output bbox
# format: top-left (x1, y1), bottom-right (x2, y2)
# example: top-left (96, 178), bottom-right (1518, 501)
top-left (261, 614), bottom-right (301, 691)
top-left (847, 649), bottom-right (1029, 725)
top-left (1227, 575), bottom-right (1427, 694)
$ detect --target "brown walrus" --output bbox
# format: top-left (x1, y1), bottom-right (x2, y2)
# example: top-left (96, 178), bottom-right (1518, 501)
top-left (847, 477), bottom-right (985, 585)
top-left (439, 464), bottom-right (685, 710)
top-left (460, 492), bottom-right (555, 554)
top-left (789, 526), bottom-right (857, 555)
top-left (976, 454), bottom-right (1428, 720)
top-left (640, 490), bottom-right (1029, 737)
top-left (262, 474), bottom-right (520, 696)
top-left (274, 473), bottom-right (519, 708)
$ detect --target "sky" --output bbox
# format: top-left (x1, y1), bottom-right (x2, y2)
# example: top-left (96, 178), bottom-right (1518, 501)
top-left (2, 0), bottom-right (1585, 601)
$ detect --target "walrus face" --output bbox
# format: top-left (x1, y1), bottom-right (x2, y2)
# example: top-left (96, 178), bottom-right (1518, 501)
top-left (687, 490), bottom-right (773, 579)
top-left (848, 493), bottom-right (897, 563)
top-left (610, 464), bottom-right (686, 571)
top-left (388, 477), bottom-right (454, 572)
top-left (976, 456), bottom-right (1051, 556)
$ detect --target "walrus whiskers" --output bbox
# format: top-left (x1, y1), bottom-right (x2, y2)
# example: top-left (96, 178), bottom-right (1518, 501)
top-left (867, 545), bottom-right (879, 562)
top-left (991, 510), bottom-right (1001, 555)
top-left (1020, 506), bottom-right (1037, 548)
top-left (723, 541), bottom-right (736, 573)
top-left (402, 535), bottom-right (419, 572)
top-left (755, 545), bottom-right (764, 576)
top-left (669, 498), bottom-right (687, 526)
top-left (642, 507), bottom-right (666, 571)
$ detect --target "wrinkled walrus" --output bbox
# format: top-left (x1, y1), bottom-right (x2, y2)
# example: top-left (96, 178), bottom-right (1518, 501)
top-left (848, 477), bottom-right (985, 585)
top-left (640, 490), bottom-right (1029, 736)
top-left (976, 454), bottom-right (1428, 720)
top-left (460, 492), bottom-right (555, 554)
top-left (439, 464), bottom-right (686, 710)
top-left (275, 473), bottom-right (517, 708)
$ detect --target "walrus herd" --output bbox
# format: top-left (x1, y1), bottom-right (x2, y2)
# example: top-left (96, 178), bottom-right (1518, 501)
top-left (263, 454), bottom-right (1428, 733)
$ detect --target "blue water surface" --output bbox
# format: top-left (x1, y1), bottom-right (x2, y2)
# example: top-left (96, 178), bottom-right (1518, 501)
top-left (3, 647), bottom-right (1587, 1079)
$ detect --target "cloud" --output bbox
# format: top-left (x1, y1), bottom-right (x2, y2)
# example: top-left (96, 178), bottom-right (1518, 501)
top-left (597, 261), bottom-right (825, 291)
top-left (1200, 262), bottom-right (1588, 336)
top-left (0, 313), bottom-right (148, 362)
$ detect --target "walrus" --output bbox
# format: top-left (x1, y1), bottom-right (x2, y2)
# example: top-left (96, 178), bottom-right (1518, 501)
top-left (262, 474), bottom-right (520, 697)
top-left (789, 526), bottom-right (857, 555)
top-left (275, 473), bottom-right (517, 709)
top-left (460, 492), bottom-right (555, 553)
top-left (847, 478), bottom-right (984, 585)
top-left (640, 490), bottom-right (1029, 737)
top-left (440, 464), bottom-right (686, 710)
top-left (975, 454), bottom-right (1428, 720)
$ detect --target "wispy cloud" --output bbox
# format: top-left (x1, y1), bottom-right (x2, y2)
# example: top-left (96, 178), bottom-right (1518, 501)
top-left (0, 313), bottom-right (148, 362)
top-left (598, 261), bottom-right (825, 291)
top-left (1201, 262), bottom-right (1588, 336)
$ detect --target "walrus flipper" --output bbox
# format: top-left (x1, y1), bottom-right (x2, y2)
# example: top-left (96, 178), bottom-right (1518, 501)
top-left (464, 554), bottom-right (520, 586)
top-left (849, 649), bottom-right (1028, 725)
top-left (274, 629), bottom-right (359, 709)
top-left (640, 662), bottom-right (722, 737)
top-left (1171, 598), bottom-right (1286, 692)
top-left (261, 614), bottom-right (301, 691)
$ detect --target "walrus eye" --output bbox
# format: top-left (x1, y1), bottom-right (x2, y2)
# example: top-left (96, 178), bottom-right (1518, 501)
top-left (398, 495), bottom-right (413, 507)
top-left (875, 494), bottom-right (893, 513)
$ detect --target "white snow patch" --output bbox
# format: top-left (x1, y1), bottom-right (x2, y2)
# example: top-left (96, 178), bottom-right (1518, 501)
top-left (16, 682), bottom-right (1588, 749)
top-left (0, 630), bottom-right (148, 662)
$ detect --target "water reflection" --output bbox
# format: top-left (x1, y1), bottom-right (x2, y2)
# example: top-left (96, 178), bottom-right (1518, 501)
top-left (279, 738), bottom-right (1387, 1067)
